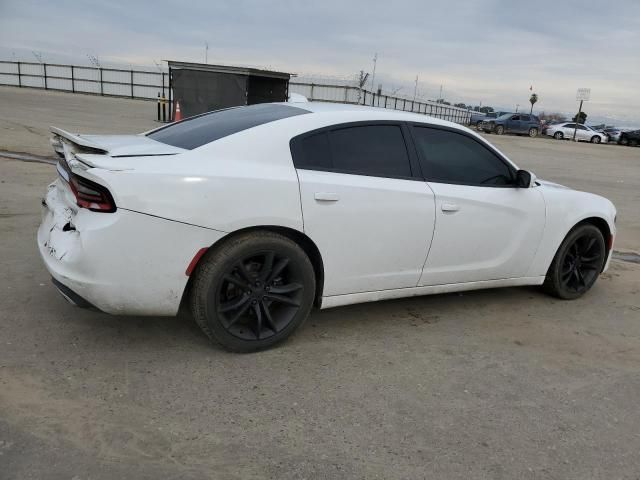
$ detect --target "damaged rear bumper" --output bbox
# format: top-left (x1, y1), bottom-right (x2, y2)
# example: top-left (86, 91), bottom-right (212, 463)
top-left (38, 179), bottom-right (227, 316)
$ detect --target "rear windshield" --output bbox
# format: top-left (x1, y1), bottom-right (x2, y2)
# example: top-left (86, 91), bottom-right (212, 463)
top-left (147, 104), bottom-right (310, 149)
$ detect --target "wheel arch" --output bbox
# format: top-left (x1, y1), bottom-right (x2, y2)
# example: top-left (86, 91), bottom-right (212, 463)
top-left (180, 225), bottom-right (325, 312)
top-left (545, 216), bottom-right (613, 276)
top-left (576, 216), bottom-right (612, 260)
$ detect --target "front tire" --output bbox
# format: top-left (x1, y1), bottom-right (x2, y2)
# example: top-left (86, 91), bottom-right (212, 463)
top-left (590, 136), bottom-right (601, 144)
top-left (529, 127), bottom-right (538, 138)
top-left (190, 231), bottom-right (316, 352)
top-left (495, 125), bottom-right (505, 135)
top-left (543, 224), bottom-right (606, 300)
top-left (554, 131), bottom-right (564, 140)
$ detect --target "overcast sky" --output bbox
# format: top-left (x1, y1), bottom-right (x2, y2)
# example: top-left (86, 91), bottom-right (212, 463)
top-left (1, 0), bottom-right (639, 125)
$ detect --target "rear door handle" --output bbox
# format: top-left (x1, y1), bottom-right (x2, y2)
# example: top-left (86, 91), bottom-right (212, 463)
top-left (441, 202), bottom-right (459, 213)
top-left (314, 192), bottom-right (340, 202)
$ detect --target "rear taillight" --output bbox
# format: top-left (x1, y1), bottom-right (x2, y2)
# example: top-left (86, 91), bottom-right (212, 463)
top-left (69, 174), bottom-right (116, 213)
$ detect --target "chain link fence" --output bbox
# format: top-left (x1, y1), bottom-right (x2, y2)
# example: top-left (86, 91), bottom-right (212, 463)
top-left (0, 61), bottom-right (472, 124)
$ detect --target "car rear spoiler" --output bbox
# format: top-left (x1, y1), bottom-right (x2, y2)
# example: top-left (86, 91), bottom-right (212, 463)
top-left (50, 127), bottom-right (108, 157)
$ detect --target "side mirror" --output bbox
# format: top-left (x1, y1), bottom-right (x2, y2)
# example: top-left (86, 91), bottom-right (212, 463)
top-left (515, 169), bottom-right (536, 188)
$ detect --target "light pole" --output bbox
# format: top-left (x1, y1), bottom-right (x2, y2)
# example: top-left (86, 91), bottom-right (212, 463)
top-left (370, 53), bottom-right (377, 92)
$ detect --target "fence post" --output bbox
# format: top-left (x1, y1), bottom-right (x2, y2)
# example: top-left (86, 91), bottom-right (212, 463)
top-left (130, 70), bottom-right (134, 98)
top-left (17, 62), bottom-right (21, 87)
top-left (161, 72), bottom-right (166, 97)
top-left (344, 86), bottom-right (348, 103)
top-left (43, 63), bottom-right (48, 89)
top-left (384, 96), bottom-right (387, 108)
top-left (99, 67), bottom-right (103, 95)
top-left (310, 83), bottom-right (315, 101)
top-left (71, 65), bottom-right (75, 92)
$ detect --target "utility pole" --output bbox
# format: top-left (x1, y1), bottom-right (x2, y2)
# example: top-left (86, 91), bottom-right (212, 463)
top-left (413, 75), bottom-right (418, 102)
top-left (205, 42), bottom-right (209, 64)
top-left (370, 53), bottom-right (377, 91)
top-left (439, 84), bottom-right (443, 102)
top-left (572, 100), bottom-right (584, 141)
top-left (516, 104), bottom-right (519, 112)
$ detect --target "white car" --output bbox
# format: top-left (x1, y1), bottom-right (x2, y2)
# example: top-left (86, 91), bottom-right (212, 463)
top-left (39, 103), bottom-right (616, 352)
top-left (545, 122), bottom-right (608, 143)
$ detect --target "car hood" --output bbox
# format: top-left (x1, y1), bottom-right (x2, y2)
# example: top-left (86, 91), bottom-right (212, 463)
top-left (537, 179), bottom-right (570, 190)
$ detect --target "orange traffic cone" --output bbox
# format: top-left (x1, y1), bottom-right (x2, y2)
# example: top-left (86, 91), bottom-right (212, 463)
top-left (174, 101), bottom-right (183, 122)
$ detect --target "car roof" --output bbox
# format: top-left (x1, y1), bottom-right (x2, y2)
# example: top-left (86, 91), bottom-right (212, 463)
top-left (281, 101), bottom-right (466, 130)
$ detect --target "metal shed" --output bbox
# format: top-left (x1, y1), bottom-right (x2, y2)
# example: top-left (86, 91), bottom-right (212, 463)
top-left (166, 61), bottom-right (292, 120)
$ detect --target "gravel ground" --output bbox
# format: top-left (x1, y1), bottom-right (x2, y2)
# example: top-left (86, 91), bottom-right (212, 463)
top-left (1, 87), bottom-right (640, 479)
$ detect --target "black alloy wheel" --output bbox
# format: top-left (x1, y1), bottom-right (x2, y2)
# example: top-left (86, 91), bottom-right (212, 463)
top-left (190, 231), bottom-right (315, 352)
top-left (216, 251), bottom-right (304, 341)
top-left (544, 224), bottom-right (606, 299)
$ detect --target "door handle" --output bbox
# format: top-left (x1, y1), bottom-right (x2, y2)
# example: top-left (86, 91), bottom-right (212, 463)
top-left (441, 202), bottom-right (459, 213)
top-left (314, 192), bottom-right (340, 202)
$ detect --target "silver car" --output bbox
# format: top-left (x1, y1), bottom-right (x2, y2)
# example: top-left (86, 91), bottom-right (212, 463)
top-left (545, 122), bottom-right (608, 143)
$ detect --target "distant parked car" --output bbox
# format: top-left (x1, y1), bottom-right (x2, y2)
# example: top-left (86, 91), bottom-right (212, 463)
top-left (470, 111), bottom-right (511, 130)
top-left (603, 127), bottom-right (623, 143)
top-left (541, 120), bottom-right (563, 135)
top-left (618, 129), bottom-right (640, 146)
top-left (482, 113), bottom-right (541, 137)
top-left (545, 123), bottom-right (608, 144)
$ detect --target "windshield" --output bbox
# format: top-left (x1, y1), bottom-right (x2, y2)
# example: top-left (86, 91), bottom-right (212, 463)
top-left (147, 103), bottom-right (310, 149)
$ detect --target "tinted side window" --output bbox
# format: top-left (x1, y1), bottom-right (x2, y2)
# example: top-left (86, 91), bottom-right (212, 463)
top-left (412, 127), bottom-right (514, 186)
top-left (521, 115), bottom-right (531, 121)
top-left (328, 125), bottom-right (411, 178)
top-left (296, 131), bottom-right (332, 169)
top-left (564, 123), bottom-right (576, 128)
top-left (511, 115), bottom-right (520, 121)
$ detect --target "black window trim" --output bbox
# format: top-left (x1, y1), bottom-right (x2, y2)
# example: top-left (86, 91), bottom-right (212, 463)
top-left (406, 122), bottom-right (519, 188)
top-left (289, 120), bottom-right (424, 182)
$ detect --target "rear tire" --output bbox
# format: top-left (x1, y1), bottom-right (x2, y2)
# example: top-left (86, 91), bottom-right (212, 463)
top-left (495, 125), bottom-right (505, 135)
top-left (529, 127), bottom-right (538, 138)
top-left (554, 131), bottom-right (564, 140)
top-left (619, 136), bottom-right (629, 146)
top-left (476, 121), bottom-right (483, 130)
top-left (190, 231), bottom-right (316, 352)
top-left (590, 136), bottom-right (601, 144)
top-left (543, 224), bottom-right (606, 300)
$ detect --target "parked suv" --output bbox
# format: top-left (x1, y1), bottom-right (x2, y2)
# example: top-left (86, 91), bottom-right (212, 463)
top-left (482, 113), bottom-right (541, 137)
top-left (619, 129), bottom-right (640, 146)
top-left (470, 111), bottom-right (511, 130)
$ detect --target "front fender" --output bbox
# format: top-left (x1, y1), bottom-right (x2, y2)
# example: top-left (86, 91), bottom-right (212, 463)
top-left (526, 184), bottom-right (616, 277)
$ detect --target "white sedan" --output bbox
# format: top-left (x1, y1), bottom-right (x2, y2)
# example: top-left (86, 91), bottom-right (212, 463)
top-left (39, 103), bottom-right (616, 352)
top-left (545, 122), bottom-right (608, 143)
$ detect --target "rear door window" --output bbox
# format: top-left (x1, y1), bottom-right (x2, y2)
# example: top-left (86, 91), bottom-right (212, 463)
top-left (292, 124), bottom-right (413, 179)
top-left (148, 104), bottom-right (309, 149)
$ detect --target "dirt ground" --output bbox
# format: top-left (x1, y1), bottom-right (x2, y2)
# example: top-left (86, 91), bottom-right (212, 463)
top-left (1, 86), bottom-right (640, 479)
